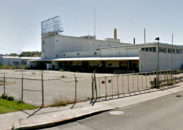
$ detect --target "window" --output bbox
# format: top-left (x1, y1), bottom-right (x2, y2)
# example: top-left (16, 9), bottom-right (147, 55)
top-left (168, 48), bottom-right (172, 53)
top-left (141, 48), bottom-right (145, 51)
top-left (172, 49), bottom-right (175, 53)
top-left (108, 63), bottom-right (112, 67)
top-left (141, 47), bottom-right (156, 52)
top-left (159, 47), bottom-right (166, 53)
top-left (176, 49), bottom-right (182, 54)
top-left (77, 53), bottom-right (80, 56)
top-left (152, 47), bottom-right (156, 52)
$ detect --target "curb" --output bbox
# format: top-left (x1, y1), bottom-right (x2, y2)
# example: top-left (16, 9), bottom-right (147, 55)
top-left (14, 104), bottom-right (114, 130)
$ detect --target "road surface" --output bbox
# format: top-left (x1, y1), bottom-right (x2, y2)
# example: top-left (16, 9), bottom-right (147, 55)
top-left (41, 89), bottom-right (183, 130)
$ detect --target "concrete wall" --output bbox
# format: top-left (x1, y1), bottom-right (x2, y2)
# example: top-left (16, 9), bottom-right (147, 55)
top-left (2, 57), bottom-right (22, 66)
top-left (139, 50), bottom-right (183, 72)
top-left (41, 33), bottom-right (183, 73)
top-left (101, 46), bottom-right (140, 57)
top-left (41, 34), bottom-right (131, 59)
top-left (0, 56), bottom-right (40, 67)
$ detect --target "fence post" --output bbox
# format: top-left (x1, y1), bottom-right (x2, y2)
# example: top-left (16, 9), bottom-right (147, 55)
top-left (21, 73), bottom-right (23, 101)
top-left (136, 74), bottom-right (140, 92)
top-left (117, 75), bottom-right (119, 98)
top-left (111, 76), bottom-right (113, 99)
top-left (127, 74), bottom-right (130, 93)
top-left (94, 72), bottom-right (98, 100)
top-left (141, 73), bottom-right (144, 90)
top-left (41, 72), bottom-right (44, 107)
top-left (74, 74), bottom-right (77, 103)
top-left (91, 75), bottom-right (94, 102)
top-left (145, 73), bottom-right (148, 89)
top-left (122, 74), bottom-right (125, 95)
top-left (3, 73), bottom-right (5, 94)
top-left (132, 74), bottom-right (135, 93)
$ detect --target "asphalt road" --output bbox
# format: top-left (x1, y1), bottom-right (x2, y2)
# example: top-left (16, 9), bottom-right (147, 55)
top-left (40, 89), bottom-right (183, 130)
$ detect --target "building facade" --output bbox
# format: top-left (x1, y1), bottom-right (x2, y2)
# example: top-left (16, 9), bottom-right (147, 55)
top-left (29, 32), bottom-right (183, 73)
top-left (0, 56), bottom-right (40, 67)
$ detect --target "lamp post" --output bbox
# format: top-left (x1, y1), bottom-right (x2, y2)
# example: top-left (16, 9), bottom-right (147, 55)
top-left (171, 34), bottom-right (173, 83)
top-left (155, 37), bottom-right (160, 88)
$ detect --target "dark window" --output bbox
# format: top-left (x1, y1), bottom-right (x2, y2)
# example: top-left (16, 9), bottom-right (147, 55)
top-left (159, 47), bottom-right (166, 53)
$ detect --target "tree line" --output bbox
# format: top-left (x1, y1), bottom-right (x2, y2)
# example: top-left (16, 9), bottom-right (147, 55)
top-left (9, 51), bottom-right (41, 57)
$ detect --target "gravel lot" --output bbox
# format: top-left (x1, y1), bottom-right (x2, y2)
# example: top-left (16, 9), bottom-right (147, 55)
top-left (0, 69), bottom-right (182, 106)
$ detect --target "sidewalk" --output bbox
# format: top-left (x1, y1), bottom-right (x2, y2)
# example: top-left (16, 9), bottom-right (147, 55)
top-left (1, 83), bottom-right (183, 130)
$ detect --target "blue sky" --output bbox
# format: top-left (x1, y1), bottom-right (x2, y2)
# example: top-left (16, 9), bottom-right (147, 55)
top-left (0, 0), bottom-right (183, 54)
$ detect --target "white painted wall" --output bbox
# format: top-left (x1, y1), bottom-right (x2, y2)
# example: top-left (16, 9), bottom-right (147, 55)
top-left (0, 56), bottom-right (41, 66)
top-left (41, 34), bottom-right (183, 72)
top-left (101, 46), bottom-right (140, 57)
top-left (139, 51), bottom-right (183, 72)
top-left (42, 34), bottom-right (130, 59)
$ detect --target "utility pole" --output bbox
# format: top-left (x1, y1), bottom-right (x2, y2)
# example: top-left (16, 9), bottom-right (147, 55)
top-left (171, 34), bottom-right (173, 83)
top-left (155, 37), bottom-right (160, 88)
top-left (94, 8), bottom-right (96, 38)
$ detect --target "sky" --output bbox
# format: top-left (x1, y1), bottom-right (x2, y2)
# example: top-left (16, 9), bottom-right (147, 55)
top-left (0, 0), bottom-right (183, 54)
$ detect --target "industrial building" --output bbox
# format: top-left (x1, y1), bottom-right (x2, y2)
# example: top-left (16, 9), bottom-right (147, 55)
top-left (28, 16), bottom-right (183, 73)
top-left (28, 30), bottom-right (183, 73)
top-left (0, 56), bottom-right (40, 67)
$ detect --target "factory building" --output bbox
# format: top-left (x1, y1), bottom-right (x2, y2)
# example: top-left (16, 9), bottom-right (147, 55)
top-left (0, 56), bottom-right (40, 67)
top-left (28, 29), bottom-right (183, 73)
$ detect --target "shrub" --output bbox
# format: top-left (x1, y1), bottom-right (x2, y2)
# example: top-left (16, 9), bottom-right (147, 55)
top-left (61, 75), bottom-right (66, 78)
top-left (3, 65), bottom-right (10, 69)
top-left (18, 65), bottom-right (27, 69)
top-left (8, 96), bottom-right (14, 101)
top-left (59, 69), bottom-right (64, 72)
top-left (12, 66), bottom-right (17, 69)
top-left (1, 94), bottom-right (8, 99)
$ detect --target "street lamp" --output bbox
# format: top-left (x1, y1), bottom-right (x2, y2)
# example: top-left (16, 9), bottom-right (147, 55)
top-left (155, 37), bottom-right (160, 88)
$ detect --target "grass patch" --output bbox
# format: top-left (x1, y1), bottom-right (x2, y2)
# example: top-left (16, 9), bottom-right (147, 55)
top-left (0, 98), bottom-right (37, 114)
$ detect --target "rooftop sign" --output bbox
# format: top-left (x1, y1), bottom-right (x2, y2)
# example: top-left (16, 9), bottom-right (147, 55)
top-left (41, 16), bottom-right (63, 34)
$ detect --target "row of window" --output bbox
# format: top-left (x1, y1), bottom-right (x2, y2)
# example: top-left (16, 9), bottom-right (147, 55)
top-left (141, 47), bottom-right (183, 54)
top-left (62, 52), bottom-right (98, 57)
top-left (141, 47), bottom-right (156, 52)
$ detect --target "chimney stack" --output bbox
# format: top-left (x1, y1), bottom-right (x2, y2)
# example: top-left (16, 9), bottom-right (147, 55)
top-left (114, 28), bottom-right (117, 39)
top-left (133, 38), bottom-right (135, 44)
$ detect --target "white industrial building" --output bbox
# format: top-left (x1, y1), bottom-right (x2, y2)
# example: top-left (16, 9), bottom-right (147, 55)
top-left (26, 16), bottom-right (183, 72)
top-left (0, 56), bottom-right (40, 67)
top-left (28, 29), bottom-right (183, 73)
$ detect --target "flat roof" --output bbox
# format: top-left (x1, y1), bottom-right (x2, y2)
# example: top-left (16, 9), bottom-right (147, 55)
top-left (35, 57), bottom-right (139, 62)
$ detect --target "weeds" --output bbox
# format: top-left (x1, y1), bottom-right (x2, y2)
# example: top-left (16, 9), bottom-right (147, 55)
top-left (31, 72), bottom-right (36, 74)
top-left (61, 75), bottom-right (66, 78)
top-left (49, 96), bottom-right (74, 107)
top-left (0, 65), bottom-right (27, 69)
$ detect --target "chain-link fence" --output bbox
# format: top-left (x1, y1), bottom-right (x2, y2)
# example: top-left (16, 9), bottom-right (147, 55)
top-left (0, 70), bottom-right (92, 107)
top-left (91, 70), bottom-right (183, 102)
top-left (1, 69), bottom-right (183, 107)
